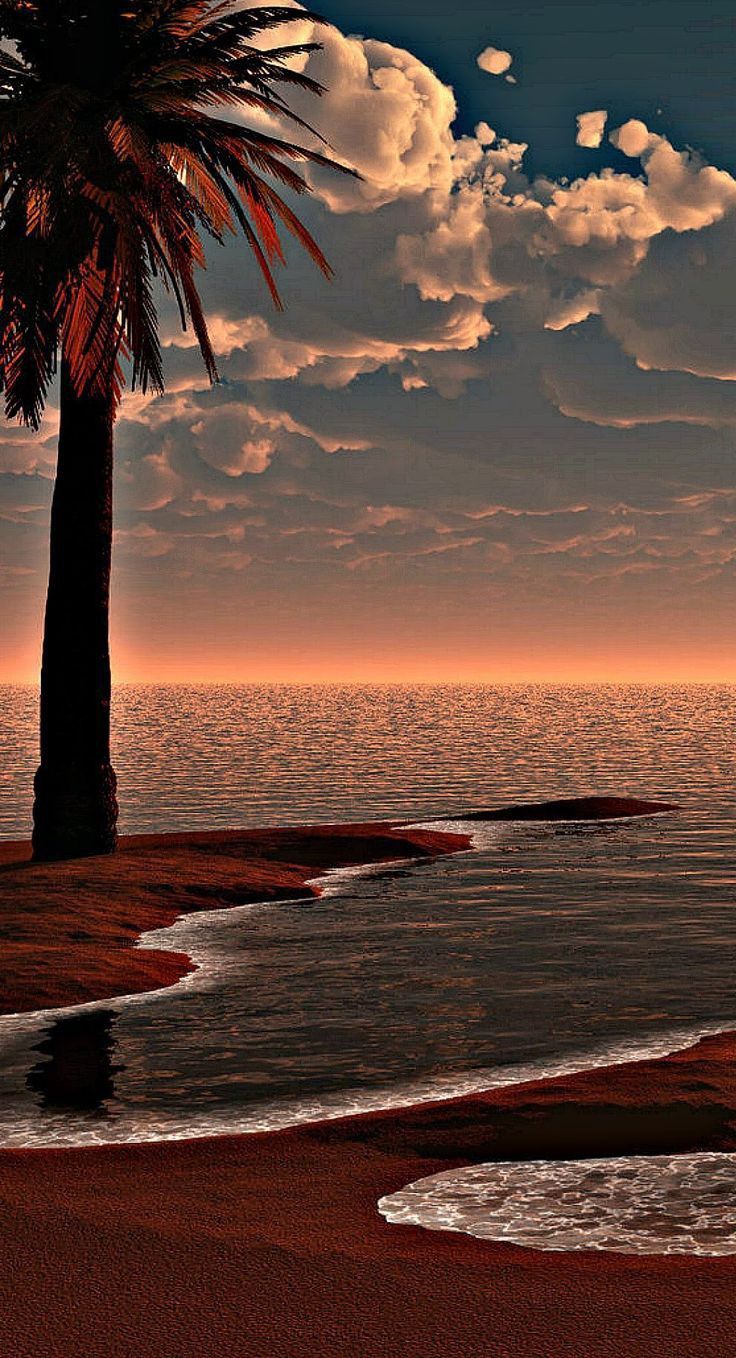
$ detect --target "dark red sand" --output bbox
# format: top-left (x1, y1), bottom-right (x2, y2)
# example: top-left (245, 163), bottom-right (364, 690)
top-left (0, 826), bottom-right (733, 1358)
top-left (0, 822), bottom-right (466, 1014)
top-left (463, 795), bottom-right (679, 821)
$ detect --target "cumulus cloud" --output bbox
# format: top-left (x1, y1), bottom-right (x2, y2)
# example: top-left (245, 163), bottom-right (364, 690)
top-left (542, 329), bottom-right (736, 425)
top-left (576, 110), bottom-right (607, 148)
top-left (544, 290), bottom-right (601, 330)
top-left (308, 35), bottom-right (456, 211)
top-left (633, 134), bottom-right (736, 232)
top-left (600, 216), bottom-right (736, 379)
top-left (475, 121), bottom-right (496, 146)
top-left (141, 34), bottom-right (736, 571)
top-left (118, 447), bottom-right (183, 511)
top-left (191, 411), bottom-right (276, 477)
top-left (0, 407), bottom-right (58, 477)
top-left (477, 46), bottom-right (513, 76)
top-left (231, 19), bottom-right (736, 383)
top-left (610, 118), bottom-right (652, 158)
top-left (5, 14), bottom-right (736, 666)
top-left (251, 21), bottom-right (457, 212)
top-left (391, 112), bottom-right (736, 347)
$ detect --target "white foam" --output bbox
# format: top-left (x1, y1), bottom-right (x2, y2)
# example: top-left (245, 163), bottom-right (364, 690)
top-left (0, 1012), bottom-right (729, 1151)
top-left (379, 1152), bottom-right (736, 1256)
top-left (0, 816), bottom-right (730, 1182)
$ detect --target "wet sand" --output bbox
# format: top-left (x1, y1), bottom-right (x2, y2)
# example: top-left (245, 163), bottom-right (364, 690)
top-left (0, 822), bottom-right (467, 1014)
top-left (0, 826), bottom-right (734, 1357)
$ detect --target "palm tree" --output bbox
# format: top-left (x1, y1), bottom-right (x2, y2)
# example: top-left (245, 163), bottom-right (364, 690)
top-left (0, 0), bottom-right (348, 861)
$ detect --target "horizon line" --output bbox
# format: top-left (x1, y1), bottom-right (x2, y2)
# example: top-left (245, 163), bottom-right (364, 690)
top-left (2, 676), bottom-right (736, 688)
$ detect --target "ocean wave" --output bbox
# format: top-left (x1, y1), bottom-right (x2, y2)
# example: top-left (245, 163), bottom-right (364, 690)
top-left (0, 820), bottom-right (731, 1151)
top-left (378, 1151), bottom-right (736, 1256)
top-left (0, 998), bottom-right (730, 1150)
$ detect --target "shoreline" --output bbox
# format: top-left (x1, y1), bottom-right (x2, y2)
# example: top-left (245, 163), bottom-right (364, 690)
top-left (0, 821), bottom-right (469, 1016)
top-left (0, 810), bottom-right (710, 1151)
top-left (1, 1031), bottom-right (736, 1355)
top-left (1, 821), bottom-right (735, 1354)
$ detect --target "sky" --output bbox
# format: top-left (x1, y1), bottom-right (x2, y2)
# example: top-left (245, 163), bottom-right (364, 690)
top-left (2, 0), bottom-right (736, 682)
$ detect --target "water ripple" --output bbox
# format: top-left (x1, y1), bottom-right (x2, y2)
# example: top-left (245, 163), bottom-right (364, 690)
top-left (379, 1153), bottom-right (736, 1256)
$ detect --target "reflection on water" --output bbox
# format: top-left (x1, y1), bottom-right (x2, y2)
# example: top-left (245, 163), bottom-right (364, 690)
top-left (0, 685), bottom-right (734, 1252)
top-left (0, 806), bottom-right (734, 1149)
top-left (0, 685), bottom-right (733, 1166)
top-left (1, 682), bottom-right (734, 837)
top-left (27, 1011), bottom-right (121, 1115)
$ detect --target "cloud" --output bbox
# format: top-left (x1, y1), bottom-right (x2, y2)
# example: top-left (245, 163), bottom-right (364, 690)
top-left (477, 46), bottom-right (513, 76)
top-left (600, 215), bottom-right (736, 379)
top-left (250, 21), bottom-right (457, 213)
top-left (5, 14), bottom-right (736, 673)
top-left (631, 133), bottom-right (736, 232)
top-left (542, 326), bottom-right (736, 426)
top-left (191, 411), bottom-right (276, 477)
top-left (230, 20), bottom-right (736, 389)
top-left (391, 114), bottom-right (736, 346)
top-left (118, 447), bottom-right (183, 510)
top-left (610, 118), bottom-right (652, 158)
top-left (576, 110), bottom-right (607, 149)
top-left (0, 406), bottom-right (58, 476)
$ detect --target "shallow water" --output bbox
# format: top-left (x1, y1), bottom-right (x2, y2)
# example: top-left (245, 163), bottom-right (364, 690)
top-left (1, 684), bottom-right (736, 1254)
top-left (378, 1152), bottom-right (736, 1256)
top-left (0, 807), bottom-right (733, 1149)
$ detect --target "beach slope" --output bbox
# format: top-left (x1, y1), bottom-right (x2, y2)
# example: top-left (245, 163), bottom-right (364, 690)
top-left (0, 824), bottom-right (733, 1358)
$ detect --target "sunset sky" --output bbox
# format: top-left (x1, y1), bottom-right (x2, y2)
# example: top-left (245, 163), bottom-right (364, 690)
top-left (2, 0), bottom-right (736, 682)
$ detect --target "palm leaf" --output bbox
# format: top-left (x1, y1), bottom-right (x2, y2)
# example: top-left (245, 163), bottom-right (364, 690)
top-left (0, 0), bottom-right (358, 424)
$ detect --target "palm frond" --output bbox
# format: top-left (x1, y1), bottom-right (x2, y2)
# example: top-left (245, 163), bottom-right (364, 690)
top-left (0, 0), bottom-right (358, 425)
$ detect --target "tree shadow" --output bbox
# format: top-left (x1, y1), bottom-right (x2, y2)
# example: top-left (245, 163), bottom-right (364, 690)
top-left (26, 1009), bottom-right (123, 1116)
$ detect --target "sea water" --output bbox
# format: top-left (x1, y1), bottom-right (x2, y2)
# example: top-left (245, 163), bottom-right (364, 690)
top-left (1, 683), bottom-right (735, 1254)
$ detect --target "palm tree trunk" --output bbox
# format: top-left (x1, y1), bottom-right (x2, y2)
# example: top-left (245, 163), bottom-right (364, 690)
top-left (32, 361), bottom-right (118, 861)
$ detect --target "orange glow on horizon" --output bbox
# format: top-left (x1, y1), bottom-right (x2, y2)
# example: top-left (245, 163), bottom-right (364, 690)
top-left (2, 596), bottom-right (734, 686)
top-left (2, 643), bottom-right (735, 687)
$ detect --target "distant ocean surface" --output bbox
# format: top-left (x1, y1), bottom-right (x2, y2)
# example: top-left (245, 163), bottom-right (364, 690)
top-left (1, 682), bottom-right (731, 836)
top-left (1, 683), bottom-right (736, 1253)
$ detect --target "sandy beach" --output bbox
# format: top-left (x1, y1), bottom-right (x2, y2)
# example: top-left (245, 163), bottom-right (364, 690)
top-left (0, 822), bottom-right (468, 1013)
top-left (0, 825), bottom-right (735, 1357)
top-left (0, 0), bottom-right (733, 1347)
